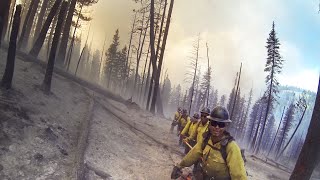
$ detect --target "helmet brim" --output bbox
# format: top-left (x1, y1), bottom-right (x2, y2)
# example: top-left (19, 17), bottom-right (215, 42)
top-left (207, 116), bottom-right (232, 123)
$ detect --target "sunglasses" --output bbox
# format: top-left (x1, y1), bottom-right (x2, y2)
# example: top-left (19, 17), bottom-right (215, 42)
top-left (201, 113), bottom-right (208, 118)
top-left (210, 120), bottom-right (226, 128)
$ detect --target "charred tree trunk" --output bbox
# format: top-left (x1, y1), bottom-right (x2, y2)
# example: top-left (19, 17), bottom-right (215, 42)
top-left (124, 12), bottom-right (137, 92)
top-left (147, 0), bottom-right (157, 113)
top-left (250, 104), bottom-right (264, 151)
top-left (29, 0), bottom-right (62, 57)
top-left (66, 2), bottom-right (83, 70)
top-left (18, 0), bottom-right (40, 49)
top-left (290, 76), bottom-right (320, 180)
top-left (151, 0), bottom-right (174, 115)
top-left (278, 105), bottom-right (307, 158)
top-left (1, 5), bottom-right (21, 89)
top-left (139, 46), bottom-right (150, 102)
top-left (188, 35), bottom-right (200, 115)
top-left (230, 63), bottom-right (242, 120)
top-left (0, 0), bottom-right (12, 46)
top-left (33, 0), bottom-right (49, 44)
top-left (75, 24), bottom-right (91, 76)
top-left (41, 1), bottom-right (67, 93)
top-left (143, 53), bottom-right (152, 104)
top-left (267, 106), bottom-right (286, 157)
top-left (57, 0), bottom-right (77, 64)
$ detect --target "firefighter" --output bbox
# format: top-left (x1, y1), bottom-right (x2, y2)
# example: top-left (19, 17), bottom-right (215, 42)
top-left (178, 109), bottom-right (190, 145)
top-left (186, 107), bottom-right (211, 144)
top-left (171, 106), bottom-right (247, 180)
top-left (171, 107), bottom-right (182, 133)
top-left (180, 113), bottom-right (200, 154)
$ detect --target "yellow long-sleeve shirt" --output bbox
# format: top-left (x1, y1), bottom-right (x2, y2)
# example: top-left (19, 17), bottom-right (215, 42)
top-left (178, 116), bottom-right (190, 128)
top-left (181, 119), bottom-right (199, 137)
top-left (189, 121), bottom-right (209, 142)
top-left (179, 135), bottom-right (247, 180)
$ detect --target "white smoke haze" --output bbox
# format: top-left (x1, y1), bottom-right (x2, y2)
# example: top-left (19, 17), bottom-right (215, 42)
top-left (88, 0), bottom-right (320, 101)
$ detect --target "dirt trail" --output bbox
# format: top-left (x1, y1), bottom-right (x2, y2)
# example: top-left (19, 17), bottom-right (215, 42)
top-left (81, 95), bottom-right (183, 180)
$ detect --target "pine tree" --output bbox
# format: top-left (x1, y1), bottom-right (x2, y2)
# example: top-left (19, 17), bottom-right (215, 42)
top-left (104, 29), bottom-right (120, 87)
top-left (219, 94), bottom-right (226, 107)
top-left (256, 21), bottom-right (284, 154)
top-left (276, 101), bottom-right (295, 158)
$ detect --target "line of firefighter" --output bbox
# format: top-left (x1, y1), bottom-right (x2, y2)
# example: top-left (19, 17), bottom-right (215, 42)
top-left (170, 106), bottom-right (247, 180)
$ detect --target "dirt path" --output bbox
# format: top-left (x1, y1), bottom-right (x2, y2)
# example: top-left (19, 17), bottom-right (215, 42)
top-left (81, 95), bottom-right (183, 180)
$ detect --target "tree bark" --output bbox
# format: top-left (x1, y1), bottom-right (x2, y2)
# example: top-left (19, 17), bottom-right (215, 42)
top-left (148, 0), bottom-right (157, 113)
top-left (267, 106), bottom-right (285, 157)
top-left (151, 0), bottom-right (174, 115)
top-left (290, 76), bottom-right (320, 180)
top-left (1, 5), bottom-right (21, 89)
top-left (57, 0), bottom-right (77, 64)
top-left (278, 106), bottom-right (307, 158)
top-left (18, 0), bottom-right (40, 49)
top-left (33, 0), bottom-right (49, 44)
top-left (42, 1), bottom-right (67, 93)
top-left (29, 0), bottom-right (62, 57)
top-left (230, 63), bottom-right (242, 120)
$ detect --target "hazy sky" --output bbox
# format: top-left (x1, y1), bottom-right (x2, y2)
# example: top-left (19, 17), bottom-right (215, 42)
top-left (85, 0), bottom-right (319, 99)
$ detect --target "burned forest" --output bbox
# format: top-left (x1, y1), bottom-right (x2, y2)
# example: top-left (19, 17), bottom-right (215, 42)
top-left (0, 0), bottom-right (319, 179)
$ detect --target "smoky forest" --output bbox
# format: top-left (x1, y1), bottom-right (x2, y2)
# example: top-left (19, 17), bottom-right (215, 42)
top-left (0, 0), bottom-right (319, 179)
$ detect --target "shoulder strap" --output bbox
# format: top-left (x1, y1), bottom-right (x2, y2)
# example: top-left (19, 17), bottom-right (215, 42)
top-left (202, 133), bottom-right (234, 162)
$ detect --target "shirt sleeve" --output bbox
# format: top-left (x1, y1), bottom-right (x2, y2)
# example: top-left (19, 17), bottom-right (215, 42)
top-left (179, 140), bottom-right (203, 167)
top-left (181, 119), bottom-right (191, 136)
top-left (226, 142), bottom-right (247, 180)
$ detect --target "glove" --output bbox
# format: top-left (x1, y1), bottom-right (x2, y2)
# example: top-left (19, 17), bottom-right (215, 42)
top-left (183, 138), bottom-right (189, 143)
top-left (171, 165), bottom-right (182, 179)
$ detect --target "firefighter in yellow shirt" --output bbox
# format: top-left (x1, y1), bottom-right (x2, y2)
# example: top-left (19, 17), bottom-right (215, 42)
top-left (180, 113), bottom-right (200, 154)
top-left (170, 107), bottom-right (182, 133)
top-left (186, 108), bottom-right (211, 144)
top-left (171, 106), bottom-right (247, 180)
top-left (178, 109), bottom-right (190, 145)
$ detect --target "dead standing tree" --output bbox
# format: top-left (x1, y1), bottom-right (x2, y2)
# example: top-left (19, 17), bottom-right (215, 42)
top-left (1, 5), bottom-right (21, 89)
top-left (41, 1), bottom-right (68, 93)
top-left (187, 35), bottom-right (200, 115)
top-left (29, 0), bottom-right (62, 57)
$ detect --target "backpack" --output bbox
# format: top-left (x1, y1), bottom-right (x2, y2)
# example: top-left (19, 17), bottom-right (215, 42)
top-left (201, 131), bottom-right (246, 164)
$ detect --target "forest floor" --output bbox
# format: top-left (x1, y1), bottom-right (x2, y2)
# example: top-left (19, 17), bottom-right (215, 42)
top-left (0, 47), bottom-right (318, 180)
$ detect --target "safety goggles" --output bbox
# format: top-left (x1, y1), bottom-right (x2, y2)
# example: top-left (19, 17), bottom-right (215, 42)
top-left (210, 120), bottom-right (226, 128)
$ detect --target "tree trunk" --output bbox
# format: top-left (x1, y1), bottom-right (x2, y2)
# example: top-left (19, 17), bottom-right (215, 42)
top-left (18, 0), bottom-right (40, 49)
top-left (257, 60), bottom-right (275, 154)
top-left (57, 0), bottom-right (77, 64)
top-left (133, 11), bottom-right (146, 93)
top-left (230, 63), bottom-right (242, 120)
top-left (139, 46), bottom-right (150, 103)
top-left (1, 5), bottom-right (21, 89)
top-left (250, 105), bottom-right (263, 151)
top-left (29, 0), bottom-right (62, 57)
top-left (278, 106), bottom-right (307, 158)
top-left (124, 12), bottom-right (137, 91)
top-left (290, 76), bottom-right (320, 180)
top-left (188, 35), bottom-right (200, 115)
top-left (42, 1), bottom-right (67, 93)
top-left (6, 0), bottom-right (16, 41)
top-left (267, 106), bottom-right (286, 157)
top-left (148, 0), bottom-right (157, 113)
top-left (33, 0), bottom-right (49, 44)
top-left (66, 2), bottom-right (83, 70)
top-left (143, 53), bottom-right (152, 104)
top-left (75, 24), bottom-right (91, 76)
top-left (0, 0), bottom-right (12, 46)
